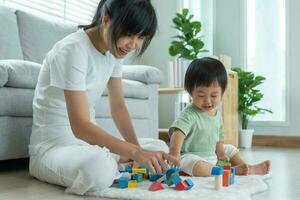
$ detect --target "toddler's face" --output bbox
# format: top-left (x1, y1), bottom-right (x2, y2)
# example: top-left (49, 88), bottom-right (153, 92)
top-left (191, 83), bottom-right (223, 114)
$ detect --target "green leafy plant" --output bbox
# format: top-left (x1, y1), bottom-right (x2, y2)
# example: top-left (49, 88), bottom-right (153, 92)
top-left (169, 8), bottom-right (207, 60)
top-left (232, 68), bottom-right (272, 129)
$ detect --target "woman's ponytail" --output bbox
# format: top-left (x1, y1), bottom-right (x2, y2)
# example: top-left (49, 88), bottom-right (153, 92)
top-left (78, 0), bottom-right (108, 30)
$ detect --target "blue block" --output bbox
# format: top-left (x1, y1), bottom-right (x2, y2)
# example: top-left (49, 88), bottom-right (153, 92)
top-left (184, 178), bottom-right (194, 190)
top-left (166, 168), bottom-right (180, 181)
top-left (149, 173), bottom-right (164, 182)
top-left (132, 173), bottom-right (143, 182)
top-left (230, 167), bottom-right (236, 185)
top-left (211, 166), bottom-right (224, 176)
top-left (172, 175), bottom-right (181, 185)
top-left (118, 177), bottom-right (128, 188)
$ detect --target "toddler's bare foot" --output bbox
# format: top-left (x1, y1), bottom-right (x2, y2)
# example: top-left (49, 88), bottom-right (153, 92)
top-left (235, 163), bottom-right (249, 175)
top-left (248, 160), bottom-right (271, 175)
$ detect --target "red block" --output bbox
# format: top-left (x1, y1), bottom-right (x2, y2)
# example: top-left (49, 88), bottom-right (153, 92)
top-left (175, 180), bottom-right (188, 190)
top-left (179, 171), bottom-right (190, 176)
top-left (223, 170), bottom-right (230, 187)
top-left (148, 182), bottom-right (164, 191)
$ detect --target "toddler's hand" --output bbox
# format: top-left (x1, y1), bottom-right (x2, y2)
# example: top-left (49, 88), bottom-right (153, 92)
top-left (217, 154), bottom-right (230, 162)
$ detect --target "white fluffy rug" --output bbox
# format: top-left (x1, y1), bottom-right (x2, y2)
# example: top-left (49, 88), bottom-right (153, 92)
top-left (88, 174), bottom-right (270, 200)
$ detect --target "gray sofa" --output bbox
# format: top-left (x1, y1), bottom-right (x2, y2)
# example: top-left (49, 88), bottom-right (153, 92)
top-left (0, 6), bottom-right (164, 160)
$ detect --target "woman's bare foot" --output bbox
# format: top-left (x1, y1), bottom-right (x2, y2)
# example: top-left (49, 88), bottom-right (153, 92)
top-left (248, 160), bottom-right (271, 175)
top-left (235, 163), bottom-right (250, 175)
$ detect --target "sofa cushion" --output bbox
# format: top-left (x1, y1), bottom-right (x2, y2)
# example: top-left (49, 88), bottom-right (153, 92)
top-left (0, 87), bottom-right (34, 117)
top-left (95, 96), bottom-right (150, 119)
top-left (122, 65), bottom-right (164, 84)
top-left (0, 60), bottom-right (41, 89)
top-left (0, 6), bottom-right (23, 60)
top-left (102, 79), bottom-right (149, 99)
top-left (16, 10), bottom-right (76, 64)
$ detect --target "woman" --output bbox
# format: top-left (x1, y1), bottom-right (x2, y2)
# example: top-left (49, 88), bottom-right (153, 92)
top-left (29, 0), bottom-right (179, 194)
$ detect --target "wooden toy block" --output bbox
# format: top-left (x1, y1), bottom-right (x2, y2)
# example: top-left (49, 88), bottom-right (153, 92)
top-left (166, 168), bottom-right (180, 181)
top-left (148, 182), bottom-right (164, 191)
top-left (132, 173), bottom-right (143, 182)
top-left (118, 177), bottom-right (128, 189)
top-left (149, 173), bottom-right (164, 182)
top-left (216, 160), bottom-right (231, 167)
top-left (156, 174), bottom-right (166, 183)
top-left (132, 168), bottom-right (147, 175)
top-left (128, 180), bottom-right (138, 188)
top-left (167, 173), bottom-right (181, 186)
top-left (211, 166), bottom-right (223, 190)
top-left (223, 166), bottom-right (231, 170)
top-left (222, 170), bottom-right (230, 187)
top-left (230, 167), bottom-right (236, 185)
top-left (184, 179), bottom-right (194, 190)
top-left (175, 180), bottom-right (188, 190)
top-left (120, 172), bottom-right (131, 179)
top-left (179, 171), bottom-right (190, 176)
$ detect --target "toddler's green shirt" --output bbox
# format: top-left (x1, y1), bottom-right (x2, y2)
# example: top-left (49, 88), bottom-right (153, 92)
top-left (169, 103), bottom-right (225, 157)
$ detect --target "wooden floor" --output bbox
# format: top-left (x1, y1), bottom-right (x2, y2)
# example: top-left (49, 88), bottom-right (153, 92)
top-left (0, 146), bottom-right (299, 200)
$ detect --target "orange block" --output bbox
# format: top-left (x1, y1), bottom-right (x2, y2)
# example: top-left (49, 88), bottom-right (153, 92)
top-left (223, 170), bottom-right (230, 187)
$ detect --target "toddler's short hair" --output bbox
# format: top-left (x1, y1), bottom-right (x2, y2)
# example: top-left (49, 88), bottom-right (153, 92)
top-left (184, 57), bottom-right (228, 94)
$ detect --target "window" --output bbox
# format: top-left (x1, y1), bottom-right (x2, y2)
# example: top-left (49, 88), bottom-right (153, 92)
top-left (1, 0), bottom-right (99, 25)
top-left (246, 0), bottom-right (286, 122)
top-left (181, 0), bottom-right (214, 54)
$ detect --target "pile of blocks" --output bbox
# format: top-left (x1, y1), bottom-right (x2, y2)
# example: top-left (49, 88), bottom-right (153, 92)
top-left (117, 167), bottom-right (194, 192)
top-left (211, 160), bottom-right (236, 190)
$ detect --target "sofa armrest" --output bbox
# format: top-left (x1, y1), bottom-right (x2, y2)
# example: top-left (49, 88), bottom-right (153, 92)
top-left (0, 59), bottom-right (41, 89)
top-left (122, 65), bottom-right (164, 84)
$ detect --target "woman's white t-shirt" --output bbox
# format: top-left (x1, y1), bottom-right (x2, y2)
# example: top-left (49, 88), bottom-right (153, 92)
top-left (29, 29), bottom-right (123, 154)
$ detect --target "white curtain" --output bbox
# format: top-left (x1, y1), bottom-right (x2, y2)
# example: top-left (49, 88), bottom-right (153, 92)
top-left (246, 0), bottom-right (286, 122)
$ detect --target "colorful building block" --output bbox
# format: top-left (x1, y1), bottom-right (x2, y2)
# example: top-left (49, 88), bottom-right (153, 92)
top-left (175, 180), bottom-right (188, 190)
top-left (148, 182), bottom-right (164, 191)
top-left (211, 166), bottom-right (224, 190)
top-left (166, 168), bottom-right (180, 181)
top-left (230, 167), bottom-right (236, 185)
top-left (128, 180), bottom-right (138, 188)
top-left (222, 169), bottom-right (230, 187)
top-left (118, 177), bottom-right (128, 189)
top-left (149, 173), bottom-right (164, 182)
top-left (184, 179), bottom-right (194, 190)
top-left (132, 173), bottom-right (143, 182)
top-left (167, 173), bottom-right (181, 186)
top-left (216, 160), bottom-right (231, 167)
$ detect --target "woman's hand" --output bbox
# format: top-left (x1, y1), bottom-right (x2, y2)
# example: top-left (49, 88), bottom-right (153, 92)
top-left (132, 149), bottom-right (180, 174)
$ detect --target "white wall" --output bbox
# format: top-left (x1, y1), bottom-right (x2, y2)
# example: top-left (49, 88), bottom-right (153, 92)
top-left (136, 0), bottom-right (180, 129)
top-left (214, 0), bottom-right (300, 136)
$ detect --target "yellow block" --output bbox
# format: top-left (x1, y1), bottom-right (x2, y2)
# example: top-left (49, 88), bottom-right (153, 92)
top-left (132, 168), bottom-right (147, 174)
top-left (128, 180), bottom-right (138, 188)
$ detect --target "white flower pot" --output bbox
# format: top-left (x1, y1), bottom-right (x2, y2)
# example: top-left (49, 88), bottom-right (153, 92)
top-left (239, 129), bottom-right (254, 148)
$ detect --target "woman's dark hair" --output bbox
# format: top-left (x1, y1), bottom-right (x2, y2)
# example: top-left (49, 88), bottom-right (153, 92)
top-left (184, 57), bottom-right (228, 94)
top-left (79, 0), bottom-right (157, 56)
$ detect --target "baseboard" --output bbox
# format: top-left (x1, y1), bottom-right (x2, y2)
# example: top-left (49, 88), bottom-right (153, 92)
top-left (253, 135), bottom-right (300, 148)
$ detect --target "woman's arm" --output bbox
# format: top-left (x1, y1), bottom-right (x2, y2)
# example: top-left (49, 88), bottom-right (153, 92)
top-left (107, 77), bottom-right (139, 146)
top-left (64, 90), bottom-right (179, 173)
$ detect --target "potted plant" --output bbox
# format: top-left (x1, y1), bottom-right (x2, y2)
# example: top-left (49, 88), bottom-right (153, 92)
top-left (168, 9), bottom-right (208, 88)
top-left (169, 8), bottom-right (207, 60)
top-left (232, 68), bottom-right (272, 148)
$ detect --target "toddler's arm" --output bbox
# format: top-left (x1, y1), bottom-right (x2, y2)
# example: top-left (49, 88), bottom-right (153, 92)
top-left (216, 141), bottom-right (229, 161)
top-left (169, 129), bottom-right (186, 160)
